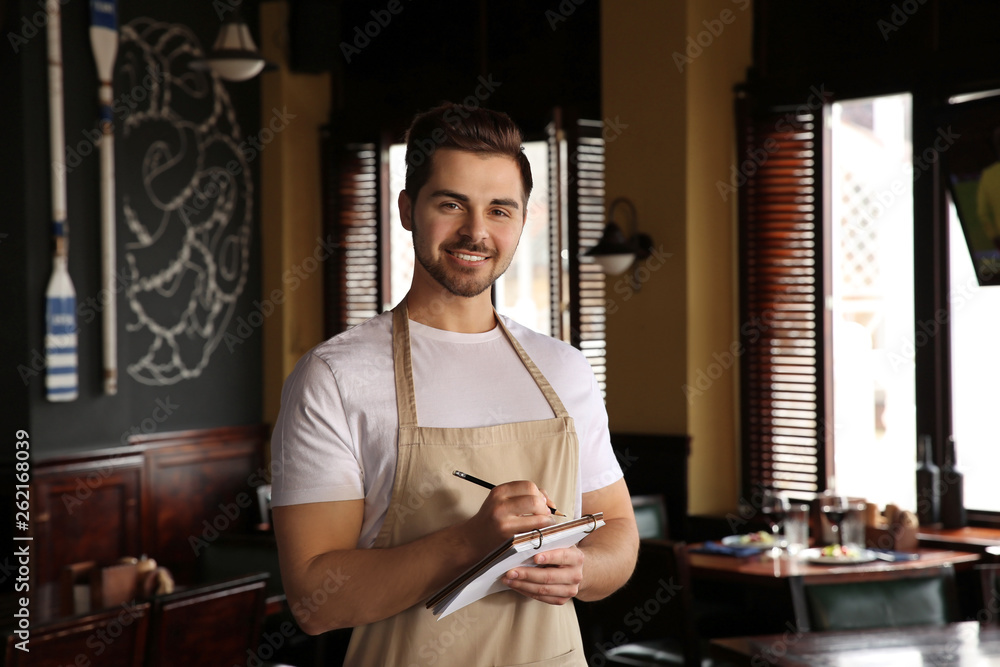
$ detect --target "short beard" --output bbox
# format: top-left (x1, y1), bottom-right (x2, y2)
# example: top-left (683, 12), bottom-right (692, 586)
top-left (410, 212), bottom-right (511, 298)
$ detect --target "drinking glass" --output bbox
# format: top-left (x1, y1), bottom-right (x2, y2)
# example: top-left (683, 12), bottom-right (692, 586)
top-left (784, 502), bottom-right (810, 556)
top-left (842, 501), bottom-right (868, 548)
top-left (820, 491), bottom-right (849, 546)
top-left (760, 488), bottom-right (789, 546)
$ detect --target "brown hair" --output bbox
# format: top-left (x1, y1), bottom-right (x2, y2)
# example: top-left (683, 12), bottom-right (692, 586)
top-left (403, 102), bottom-right (533, 208)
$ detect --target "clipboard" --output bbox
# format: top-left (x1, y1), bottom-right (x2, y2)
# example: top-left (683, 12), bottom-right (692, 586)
top-left (426, 512), bottom-right (604, 619)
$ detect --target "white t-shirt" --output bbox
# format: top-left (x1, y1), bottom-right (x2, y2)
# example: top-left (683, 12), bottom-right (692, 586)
top-left (270, 312), bottom-right (622, 548)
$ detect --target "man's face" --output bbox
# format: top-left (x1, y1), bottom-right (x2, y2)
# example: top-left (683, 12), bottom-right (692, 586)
top-left (400, 148), bottom-right (526, 299)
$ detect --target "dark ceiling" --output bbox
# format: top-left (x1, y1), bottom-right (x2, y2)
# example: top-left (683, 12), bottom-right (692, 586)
top-left (288, 0), bottom-right (601, 135)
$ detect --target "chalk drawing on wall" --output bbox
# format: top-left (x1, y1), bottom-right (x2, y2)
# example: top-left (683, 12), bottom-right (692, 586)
top-left (116, 18), bottom-right (252, 386)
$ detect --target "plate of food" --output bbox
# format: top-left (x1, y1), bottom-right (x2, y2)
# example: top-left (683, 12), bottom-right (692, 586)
top-left (800, 545), bottom-right (877, 564)
top-left (721, 531), bottom-right (785, 549)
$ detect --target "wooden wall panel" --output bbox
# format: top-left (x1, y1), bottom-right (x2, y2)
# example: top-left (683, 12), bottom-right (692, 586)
top-left (26, 425), bottom-right (267, 619)
top-left (32, 457), bottom-right (143, 587)
top-left (135, 425), bottom-right (267, 584)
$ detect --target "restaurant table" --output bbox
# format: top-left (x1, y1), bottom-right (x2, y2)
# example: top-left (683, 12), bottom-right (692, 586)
top-left (686, 546), bottom-right (982, 638)
top-left (919, 526), bottom-right (1000, 558)
top-left (688, 546), bottom-right (981, 586)
top-left (709, 621), bottom-right (1000, 666)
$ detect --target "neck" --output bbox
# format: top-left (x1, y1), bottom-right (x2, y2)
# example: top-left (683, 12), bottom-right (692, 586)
top-left (403, 284), bottom-right (496, 333)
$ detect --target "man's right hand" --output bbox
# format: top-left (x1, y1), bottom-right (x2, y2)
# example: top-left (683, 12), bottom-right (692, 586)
top-left (463, 480), bottom-right (557, 554)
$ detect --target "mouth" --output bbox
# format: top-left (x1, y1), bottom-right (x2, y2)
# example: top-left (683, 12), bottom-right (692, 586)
top-left (447, 250), bottom-right (490, 264)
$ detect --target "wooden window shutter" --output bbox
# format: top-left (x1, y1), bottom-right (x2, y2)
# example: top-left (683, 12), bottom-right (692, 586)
top-left (323, 139), bottom-right (382, 337)
top-left (737, 94), bottom-right (830, 495)
top-left (550, 111), bottom-right (608, 394)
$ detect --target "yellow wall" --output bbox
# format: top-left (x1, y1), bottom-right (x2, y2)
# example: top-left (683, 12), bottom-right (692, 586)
top-left (259, 1), bottom-right (331, 430)
top-left (603, 0), bottom-right (752, 514)
top-left (685, 0), bottom-right (752, 514)
top-left (602, 1), bottom-right (689, 435)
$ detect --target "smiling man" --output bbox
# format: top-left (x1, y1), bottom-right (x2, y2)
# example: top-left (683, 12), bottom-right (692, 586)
top-left (270, 102), bottom-right (638, 666)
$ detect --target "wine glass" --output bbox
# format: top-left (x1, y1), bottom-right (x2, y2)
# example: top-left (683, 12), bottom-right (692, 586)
top-left (820, 491), bottom-right (849, 547)
top-left (760, 488), bottom-right (789, 551)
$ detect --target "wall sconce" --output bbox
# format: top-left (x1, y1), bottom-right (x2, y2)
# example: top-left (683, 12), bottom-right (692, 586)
top-left (193, 7), bottom-right (275, 82)
top-left (585, 197), bottom-right (654, 275)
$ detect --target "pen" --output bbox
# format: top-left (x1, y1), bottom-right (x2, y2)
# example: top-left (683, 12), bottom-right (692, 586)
top-left (453, 470), bottom-right (567, 517)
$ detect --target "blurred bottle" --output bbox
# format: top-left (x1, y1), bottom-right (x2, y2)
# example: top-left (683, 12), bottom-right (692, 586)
top-left (915, 434), bottom-right (940, 526)
top-left (939, 436), bottom-right (966, 529)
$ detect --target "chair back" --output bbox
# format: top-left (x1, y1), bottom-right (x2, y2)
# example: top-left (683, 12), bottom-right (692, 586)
top-left (576, 539), bottom-right (702, 666)
top-left (145, 572), bottom-right (268, 666)
top-left (790, 566), bottom-right (959, 632)
top-left (4, 603), bottom-right (150, 666)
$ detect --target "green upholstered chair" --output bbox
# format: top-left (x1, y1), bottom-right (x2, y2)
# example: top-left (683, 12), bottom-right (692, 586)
top-left (789, 565), bottom-right (960, 632)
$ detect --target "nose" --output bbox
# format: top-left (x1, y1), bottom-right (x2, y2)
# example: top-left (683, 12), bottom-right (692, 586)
top-left (457, 209), bottom-right (489, 242)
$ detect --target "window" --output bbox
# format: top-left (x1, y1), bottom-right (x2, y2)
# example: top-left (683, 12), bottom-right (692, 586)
top-left (323, 113), bottom-right (608, 391)
top-left (948, 187), bottom-right (1000, 515)
top-left (739, 88), bottom-right (998, 521)
top-left (828, 94), bottom-right (916, 510)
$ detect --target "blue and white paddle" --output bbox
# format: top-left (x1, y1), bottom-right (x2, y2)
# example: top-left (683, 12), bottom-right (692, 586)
top-left (90, 0), bottom-right (119, 395)
top-left (45, 0), bottom-right (78, 402)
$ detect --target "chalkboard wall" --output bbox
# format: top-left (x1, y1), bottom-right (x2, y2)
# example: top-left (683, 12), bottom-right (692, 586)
top-left (1, 0), bottom-right (262, 457)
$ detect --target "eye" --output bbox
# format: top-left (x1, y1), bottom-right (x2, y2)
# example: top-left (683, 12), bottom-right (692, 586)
top-left (490, 208), bottom-right (511, 218)
top-left (442, 202), bottom-right (462, 211)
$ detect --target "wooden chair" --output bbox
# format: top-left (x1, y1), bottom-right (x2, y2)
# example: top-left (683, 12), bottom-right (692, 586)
top-left (4, 603), bottom-right (150, 666)
top-left (788, 565), bottom-right (960, 632)
top-left (576, 539), bottom-right (708, 667)
top-left (144, 572), bottom-right (269, 666)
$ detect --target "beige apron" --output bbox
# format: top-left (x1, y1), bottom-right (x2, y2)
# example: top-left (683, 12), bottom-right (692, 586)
top-left (343, 302), bottom-right (586, 667)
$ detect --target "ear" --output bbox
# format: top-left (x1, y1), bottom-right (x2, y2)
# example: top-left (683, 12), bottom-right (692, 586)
top-left (399, 190), bottom-right (414, 231)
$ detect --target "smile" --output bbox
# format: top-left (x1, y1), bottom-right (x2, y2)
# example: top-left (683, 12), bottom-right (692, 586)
top-left (450, 251), bottom-right (488, 263)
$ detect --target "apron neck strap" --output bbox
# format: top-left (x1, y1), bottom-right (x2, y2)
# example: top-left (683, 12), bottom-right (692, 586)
top-left (392, 300), bottom-right (571, 428)
top-left (392, 303), bottom-right (420, 428)
top-left (492, 312), bottom-right (571, 419)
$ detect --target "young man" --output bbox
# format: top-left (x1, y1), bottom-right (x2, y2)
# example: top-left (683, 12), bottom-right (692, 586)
top-left (271, 102), bottom-right (638, 666)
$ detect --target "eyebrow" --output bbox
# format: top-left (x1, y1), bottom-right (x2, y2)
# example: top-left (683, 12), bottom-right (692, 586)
top-left (429, 189), bottom-right (521, 211)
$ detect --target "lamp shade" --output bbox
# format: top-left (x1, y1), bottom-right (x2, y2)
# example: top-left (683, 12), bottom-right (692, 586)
top-left (584, 221), bottom-right (637, 274)
top-left (592, 253), bottom-right (637, 275)
top-left (203, 20), bottom-right (266, 81)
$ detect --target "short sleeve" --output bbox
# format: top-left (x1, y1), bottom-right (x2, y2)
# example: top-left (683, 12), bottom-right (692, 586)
top-left (270, 352), bottom-right (365, 507)
top-left (577, 367), bottom-right (623, 494)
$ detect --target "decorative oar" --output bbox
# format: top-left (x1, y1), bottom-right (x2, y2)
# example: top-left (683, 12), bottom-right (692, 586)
top-left (90, 0), bottom-right (119, 395)
top-left (45, 0), bottom-right (78, 402)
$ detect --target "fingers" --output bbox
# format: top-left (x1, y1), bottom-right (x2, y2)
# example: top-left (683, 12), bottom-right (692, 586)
top-left (501, 547), bottom-right (584, 605)
top-left (487, 481), bottom-right (556, 520)
top-left (466, 481), bottom-right (556, 551)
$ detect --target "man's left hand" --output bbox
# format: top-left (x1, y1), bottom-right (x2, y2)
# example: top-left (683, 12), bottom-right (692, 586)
top-left (501, 546), bottom-right (584, 605)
